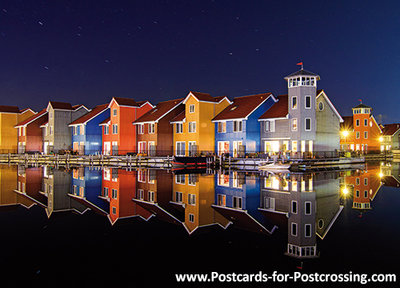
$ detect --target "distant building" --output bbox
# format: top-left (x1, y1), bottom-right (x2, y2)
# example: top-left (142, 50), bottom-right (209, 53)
top-left (259, 69), bottom-right (343, 157)
top-left (340, 103), bottom-right (382, 153)
top-left (0, 106), bottom-right (36, 153)
top-left (42, 102), bottom-right (90, 154)
top-left (212, 93), bottom-right (276, 156)
top-left (15, 108), bottom-right (48, 153)
top-left (380, 123), bottom-right (400, 152)
top-left (68, 104), bottom-right (109, 155)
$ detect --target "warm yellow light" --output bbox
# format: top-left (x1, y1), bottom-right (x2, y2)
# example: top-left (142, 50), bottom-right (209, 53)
top-left (379, 137), bottom-right (383, 142)
top-left (342, 187), bottom-right (349, 195)
top-left (378, 172), bottom-right (384, 178)
top-left (341, 130), bottom-right (349, 137)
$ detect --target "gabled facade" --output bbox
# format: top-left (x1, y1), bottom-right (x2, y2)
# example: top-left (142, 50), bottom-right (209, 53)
top-left (101, 97), bottom-right (153, 155)
top-left (133, 98), bottom-right (184, 156)
top-left (68, 104), bottom-right (109, 155)
top-left (171, 91), bottom-right (231, 156)
top-left (340, 103), bottom-right (382, 153)
top-left (15, 108), bottom-right (48, 153)
top-left (212, 93), bottom-right (276, 156)
top-left (259, 69), bottom-right (343, 157)
top-left (42, 102), bottom-right (90, 154)
top-left (380, 123), bottom-right (400, 151)
top-left (0, 106), bottom-right (36, 153)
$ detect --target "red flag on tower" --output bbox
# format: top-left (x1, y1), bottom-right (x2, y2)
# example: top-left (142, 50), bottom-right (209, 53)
top-left (296, 62), bottom-right (303, 66)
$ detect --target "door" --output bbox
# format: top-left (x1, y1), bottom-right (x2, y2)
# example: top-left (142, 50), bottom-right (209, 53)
top-left (148, 141), bottom-right (156, 156)
top-left (103, 142), bottom-right (111, 155)
top-left (188, 141), bottom-right (197, 156)
top-left (233, 141), bottom-right (243, 157)
top-left (44, 142), bottom-right (49, 154)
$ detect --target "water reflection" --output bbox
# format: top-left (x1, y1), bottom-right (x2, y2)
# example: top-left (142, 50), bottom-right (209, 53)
top-left (6, 162), bottom-right (397, 259)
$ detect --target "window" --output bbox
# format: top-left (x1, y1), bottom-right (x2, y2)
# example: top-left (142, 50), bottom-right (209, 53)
top-left (80, 125), bottom-right (84, 135)
top-left (113, 109), bottom-right (117, 116)
top-left (356, 119), bottom-right (360, 126)
top-left (318, 102), bottom-right (324, 111)
top-left (233, 120), bottom-right (243, 132)
top-left (189, 104), bottom-right (195, 113)
top-left (291, 201), bottom-right (298, 214)
top-left (305, 118), bottom-right (311, 131)
top-left (148, 191), bottom-right (155, 202)
top-left (104, 125), bottom-right (109, 135)
top-left (291, 96), bottom-right (297, 109)
top-left (305, 201), bottom-right (312, 215)
top-left (364, 131), bottom-right (368, 139)
top-left (364, 190), bottom-right (368, 198)
top-left (356, 190), bottom-right (360, 197)
top-left (138, 124), bottom-right (144, 134)
top-left (103, 187), bottom-right (109, 197)
top-left (112, 124), bottom-right (118, 134)
top-left (188, 194), bottom-right (196, 205)
top-left (364, 119), bottom-right (368, 126)
top-left (356, 131), bottom-right (360, 139)
top-left (176, 141), bottom-right (185, 156)
top-left (291, 118), bottom-right (298, 131)
top-left (175, 174), bottom-right (185, 184)
top-left (364, 178), bottom-right (368, 186)
top-left (188, 122), bottom-right (196, 133)
top-left (148, 123), bottom-right (155, 134)
top-left (292, 141), bottom-right (298, 153)
top-left (176, 123), bottom-right (183, 133)
top-left (111, 189), bottom-right (117, 199)
top-left (291, 223), bottom-right (297, 236)
top-left (218, 122), bottom-right (226, 133)
top-left (175, 192), bottom-right (183, 203)
top-left (305, 224), bottom-right (312, 237)
top-left (356, 178), bottom-right (360, 185)
top-left (233, 196), bottom-right (242, 209)
top-left (189, 213), bottom-right (195, 222)
top-left (265, 120), bottom-right (275, 132)
top-left (305, 95), bottom-right (311, 109)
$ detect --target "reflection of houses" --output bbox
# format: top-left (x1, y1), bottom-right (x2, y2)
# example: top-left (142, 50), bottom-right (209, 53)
top-left (41, 167), bottom-right (88, 217)
top-left (260, 172), bottom-right (343, 258)
top-left (68, 167), bottom-right (109, 215)
top-left (0, 165), bottom-right (35, 209)
top-left (133, 99), bottom-right (184, 156)
top-left (102, 168), bottom-right (152, 224)
top-left (170, 172), bottom-right (230, 233)
top-left (213, 171), bottom-right (277, 234)
top-left (342, 164), bottom-right (382, 211)
top-left (14, 166), bottom-right (47, 208)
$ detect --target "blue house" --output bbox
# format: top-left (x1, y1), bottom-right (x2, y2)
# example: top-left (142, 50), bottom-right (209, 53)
top-left (70, 167), bottom-right (109, 215)
top-left (212, 171), bottom-right (277, 234)
top-left (68, 104), bottom-right (109, 155)
top-left (212, 93), bottom-right (276, 156)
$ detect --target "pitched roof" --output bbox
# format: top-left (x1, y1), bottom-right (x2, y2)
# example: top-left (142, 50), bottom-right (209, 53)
top-left (381, 123), bottom-right (400, 136)
top-left (353, 103), bottom-right (371, 109)
top-left (69, 104), bottom-right (108, 126)
top-left (99, 117), bottom-right (110, 126)
top-left (111, 97), bottom-right (139, 107)
top-left (341, 116), bottom-right (354, 130)
top-left (258, 95), bottom-right (288, 120)
top-left (0, 105), bottom-right (21, 113)
top-left (212, 93), bottom-right (273, 121)
top-left (15, 108), bottom-right (47, 127)
top-left (49, 101), bottom-right (73, 110)
top-left (284, 68), bottom-right (320, 80)
top-left (133, 99), bottom-right (183, 124)
top-left (170, 111), bottom-right (185, 123)
top-left (184, 91), bottom-right (230, 104)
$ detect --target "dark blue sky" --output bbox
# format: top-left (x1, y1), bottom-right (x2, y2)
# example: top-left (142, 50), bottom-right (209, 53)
top-left (1, 0), bottom-right (399, 123)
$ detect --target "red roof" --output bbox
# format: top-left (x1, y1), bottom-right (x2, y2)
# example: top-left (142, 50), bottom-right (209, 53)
top-left (0, 105), bottom-right (20, 113)
top-left (341, 116), bottom-right (354, 130)
top-left (49, 101), bottom-right (73, 110)
top-left (381, 123), bottom-right (400, 136)
top-left (187, 91), bottom-right (228, 103)
top-left (259, 95), bottom-right (288, 119)
top-left (99, 117), bottom-right (110, 126)
top-left (170, 111), bottom-right (185, 123)
top-left (15, 108), bottom-right (47, 127)
top-left (212, 93), bottom-right (272, 121)
top-left (69, 104), bottom-right (108, 125)
top-left (111, 97), bottom-right (139, 107)
top-left (134, 99), bottom-right (183, 124)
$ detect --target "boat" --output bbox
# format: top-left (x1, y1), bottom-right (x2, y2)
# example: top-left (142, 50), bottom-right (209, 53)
top-left (172, 156), bottom-right (208, 168)
top-left (258, 162), bottom-right (291, 172)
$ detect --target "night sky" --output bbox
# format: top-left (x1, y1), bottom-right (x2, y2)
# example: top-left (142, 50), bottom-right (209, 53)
top-left (1, 0), bottom-right (399, 123)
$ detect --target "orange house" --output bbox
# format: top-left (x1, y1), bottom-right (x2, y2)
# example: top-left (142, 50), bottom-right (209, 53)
top-left (100, 97), bottom-right (153, 155)
top-left (340, 103), bottom-right (382, 153)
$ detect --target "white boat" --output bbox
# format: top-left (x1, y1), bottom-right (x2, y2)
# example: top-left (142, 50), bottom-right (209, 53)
top-left (258, 162), bottom-right (291, 172)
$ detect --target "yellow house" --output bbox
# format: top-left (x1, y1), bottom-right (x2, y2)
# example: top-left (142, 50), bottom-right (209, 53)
top-left (172, 172), bottom-right (231, 234)
top-left (0, 106), bottom-right (36, 153)
top-left (170, 91), bottom-right (231, 156)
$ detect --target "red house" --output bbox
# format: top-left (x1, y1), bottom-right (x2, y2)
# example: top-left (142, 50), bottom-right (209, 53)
top-left (15, 108), bottom-right (48, 153)
top-left (100, 97), bottom-right (153, 155)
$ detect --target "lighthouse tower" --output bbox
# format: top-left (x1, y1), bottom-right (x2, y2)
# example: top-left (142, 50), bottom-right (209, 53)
top-left (284, 67), bottom-right (320, 155)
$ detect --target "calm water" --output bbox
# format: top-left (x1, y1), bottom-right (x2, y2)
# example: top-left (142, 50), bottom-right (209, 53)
top-left (0, 162), bottom-right (399, 287)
